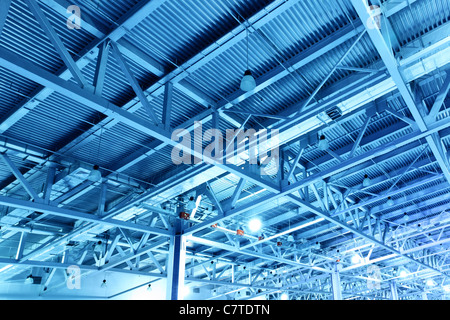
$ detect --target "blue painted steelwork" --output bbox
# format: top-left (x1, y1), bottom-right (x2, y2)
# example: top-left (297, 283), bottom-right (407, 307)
top-left (0, 0), bottom-right (448, 301)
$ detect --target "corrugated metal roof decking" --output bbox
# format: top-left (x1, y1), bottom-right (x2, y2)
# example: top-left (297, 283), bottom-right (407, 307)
top-left (0, 0), bottom-right (449, 300)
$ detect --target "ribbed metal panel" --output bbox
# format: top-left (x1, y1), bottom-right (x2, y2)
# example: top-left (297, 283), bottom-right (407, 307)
top-left (0, 0), bottom-right (96, 74)
top-left (390, 0), bottom-right (450, 47)
top-left (75, 0), bottom-right (140, 30)
top-left (68, 121), bottom-right (156, 170)
top-left (259, 0), bottom-right (357, 60)
top-left (124, 0), bottom-right (273, 70)
top-left (0, 67), bottom-right (39, 118)
top-left (3, 91), bottom-right (98, 151)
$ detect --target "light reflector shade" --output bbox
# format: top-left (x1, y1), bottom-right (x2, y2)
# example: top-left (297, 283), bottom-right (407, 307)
top-left (240, 70), bottom-right (256, 91)
top-left (88, 165), bottom-right (102, 182)
top-left (363, 174), bottom-right (371, 187)
top-left (318, 135), bottom-right (329, 151)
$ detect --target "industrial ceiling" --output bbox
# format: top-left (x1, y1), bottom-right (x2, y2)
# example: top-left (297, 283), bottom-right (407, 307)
top-left (0, 0), bottom-right (449, 300)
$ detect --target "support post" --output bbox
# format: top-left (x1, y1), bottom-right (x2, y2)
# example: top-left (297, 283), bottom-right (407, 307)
top-left (331, 264), bottom-right (342, 300)
top-left (390, 281), bottom-right (399, 300)
top-left (166, 218), bottom-right (186, 300)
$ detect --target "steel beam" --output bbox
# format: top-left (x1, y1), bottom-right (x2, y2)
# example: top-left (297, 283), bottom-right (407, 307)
top-left (187, 235), bottom-right (329, 273)
top-left (15, 232), bottom-right (28, 260)
top-left (185, 114), bottom-right (450, 236)
top-left (331, 266), bottom-right (342, 300)
top-left (0, 257), bottom-right (165, 278)
top-left (218, 22), bottom-right (366, 110)
top-left (351, 0), bottom-right (450, 184)
top-left (28, 0), bottom-right (303, 159)
top-left (162, 82), bottom-right (174, 131)
top-left (215, 0), bottom-right (410, 113)
top-left (0, 195), bottom-right (171, 236)
top-left (390, 281), bottom-right (399, 300)
top-left (0, 46), bottom-right (282, 194)
top-left (349, 114), bottom-right (372, 158)
top-left (296, 29), bottom-right (367, 115)
top-left (287, 194), bottom-right (449, 279)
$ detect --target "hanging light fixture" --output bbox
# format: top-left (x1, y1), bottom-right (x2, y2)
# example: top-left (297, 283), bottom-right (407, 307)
top-left (386, 196), bottom-right (394, 206)
top-left (317, 134), bottom-right (329, 151)
top-left (147, 284), bottom-right (152, 292)
top-left (404, 212), bottom-right (410, 221)
top-left (24, 274), bottom-right (34, 284)
top-left (101, 279), bottom-right (107, 288)
top-left (88, 164), bottom-right (102, 182)
top-left (398, 266), bottom-right (409, 278)
top-left (186, 196), bottom-right (196, 211)
top-left (94, 240), bottom-right (105, 254)
top-left (240, 27), bottom-right (256, 92)
top-left (362, 174), bottom-right (371, 187)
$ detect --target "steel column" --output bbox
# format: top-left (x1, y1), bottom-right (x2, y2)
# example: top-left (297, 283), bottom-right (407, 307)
top-left (331, 265), bottom-right (342, 300)
top-left (166, 220), bottom-right (187, 300)
top-left (390, 281), bottom-right (399, 300)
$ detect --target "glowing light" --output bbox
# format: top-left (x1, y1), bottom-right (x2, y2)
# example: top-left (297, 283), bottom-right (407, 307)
top-left (248, 218), bottom-right (262, 233)
top-left (399, 269), bottom-right (409, 278)
top-left (426, 279), bottom-right (436, 287)
top-left (280, 292), bottom-right (289, 300)
top-left (351, 254), bottom-right (362, 264)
